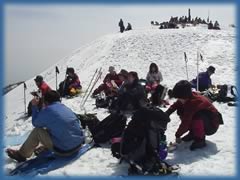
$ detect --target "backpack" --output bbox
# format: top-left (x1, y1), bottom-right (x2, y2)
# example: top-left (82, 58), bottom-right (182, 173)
top-left (76, 113), bottom-right (100, 135)
top-left (95, 96), bottom-right (109, 108)
top-left (92, 113), bottom-right (127, 144)
top-left (111, 107), bottom-right (170, 174)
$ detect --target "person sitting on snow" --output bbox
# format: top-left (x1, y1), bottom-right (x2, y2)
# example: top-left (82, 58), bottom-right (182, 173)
top-left (6, 90), bottom-right (85, 162)
top-left (115, 71), bottom-right (147, 112)
top-left (165, 80), bottom-right (223, 151)
top-left (92, 66), bottom-right (122, 97)
top-left (27, 75), bottom-right (52, 117)
top-left (145, 63), bottom-right (166, 105)
top-left (58, 67), bottom-right (82, 97)
top-left (190, 66), bottom-right (215, 92)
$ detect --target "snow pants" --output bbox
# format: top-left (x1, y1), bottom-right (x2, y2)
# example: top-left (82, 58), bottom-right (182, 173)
top-left (190, 111), bottom-right (220, 140)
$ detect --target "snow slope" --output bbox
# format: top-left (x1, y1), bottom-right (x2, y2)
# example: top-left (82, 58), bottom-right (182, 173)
top-left (4, 26), bottom-right (236, 176)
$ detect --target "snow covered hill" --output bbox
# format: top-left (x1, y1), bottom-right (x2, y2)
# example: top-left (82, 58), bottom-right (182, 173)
top-left (4, 26), bottom-right (236, 176)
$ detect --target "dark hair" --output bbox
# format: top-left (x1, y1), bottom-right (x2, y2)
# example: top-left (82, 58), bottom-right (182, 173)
top-left (66, 67), bottom-right (75, 74)
top-left (44, 90), bottom-right (61, 104)
top-left (149, 63), bottom-right (159, 73)
top-left (172, 80), bottom-right (192, 99)
top-left (119, 69), bottom-right (128, 79)
top-left (128, 71), bottom-right (139, 81)
top-left (207, 66), bottom-right (215, 73)
top-left (34, 75), bottom-right (43, 83)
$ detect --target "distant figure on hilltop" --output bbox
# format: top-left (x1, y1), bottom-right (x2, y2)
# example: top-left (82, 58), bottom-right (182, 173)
top-left (119, 19), bottom-right (125, 33)
top-left (213, 21), bottom-right (220, 30)
top-left (125, 23), bottom-right (132, 31)
top-left (208, 21), bottom-right (213, 29)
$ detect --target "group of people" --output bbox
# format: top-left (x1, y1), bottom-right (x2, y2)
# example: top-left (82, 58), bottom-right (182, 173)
top-left (119, 19), bottom-right (132, 33)
top-left (6, 63), bottom-right (226, 167)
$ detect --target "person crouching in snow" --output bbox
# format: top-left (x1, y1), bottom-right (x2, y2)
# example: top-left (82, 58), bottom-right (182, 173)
top-left (6, 90), bottom-right (85, 162)
top-left (165, 80), bottom-right (223, 151)
top-left (58, 67), bottom-right (82, 97)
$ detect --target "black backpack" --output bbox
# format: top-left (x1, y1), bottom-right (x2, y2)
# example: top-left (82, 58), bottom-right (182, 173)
top-left (92, 113), bottom-right (127, 144)
top-left (111, 106), bottom-right (170, 161)
top-left (76, 113), bottom-right (100, 135)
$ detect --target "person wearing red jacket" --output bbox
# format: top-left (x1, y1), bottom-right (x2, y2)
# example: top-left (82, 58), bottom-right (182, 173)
top-left (165, 80), bottom-right (223, 151)
top-left (92, 66), bottom-right (122, 97)
top-left (27, 75), bottom-right (52, 117)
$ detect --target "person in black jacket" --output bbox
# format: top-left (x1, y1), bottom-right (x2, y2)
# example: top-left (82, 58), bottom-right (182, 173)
top-left (119, 19), bottom-right (125, 33)
top-left (116, 71), bottom-right (147, 111)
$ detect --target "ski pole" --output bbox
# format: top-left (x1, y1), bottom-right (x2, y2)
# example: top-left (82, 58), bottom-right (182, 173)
top-left (23, 82), bottom-right (27, 114)
top-left (55, 66), bottom-right (60, 91)
top-left (81, 70), bottom-right (102, 108)
top-left (196, 50), bottom-right (199, 91)
top-left (184, 52), bottom-right (189, 81)
top-left (81, 68), bottom-right (99, 103)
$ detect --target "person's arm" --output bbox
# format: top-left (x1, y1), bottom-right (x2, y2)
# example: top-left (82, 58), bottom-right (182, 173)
top-left (103, 74), bottom-right (110, 83)
top-left (31, 99), bottom-right (48, 128)
top-left (69, 75), bottom-right (81, 88)
top-left (165, 100), bottom-right (183, 116)
top-left (159, 72), bottom-right (163, 83)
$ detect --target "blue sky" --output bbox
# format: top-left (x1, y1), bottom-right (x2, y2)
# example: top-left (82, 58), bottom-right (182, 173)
top-left (4, 4), bottom-right (235, 85)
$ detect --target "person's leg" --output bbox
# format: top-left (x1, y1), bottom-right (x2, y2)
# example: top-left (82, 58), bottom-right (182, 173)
top-left (190, 116), bottom-right (206, 150)
top-left (19, 128), bottom-right (53, 158)
top-left (93, 84), bottom-right (107, 96)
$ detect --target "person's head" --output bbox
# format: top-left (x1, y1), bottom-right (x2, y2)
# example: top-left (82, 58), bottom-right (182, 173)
top-left (172, 80), bottom-right (192, 103)
top-left (207, 66), bottom-right (215, 76)
top-left (66, 67), bottom-right (75, 77)
top-left (128, 71), bottom-right (139, 84)
top-left (109, 66), bottom-right (115, 75)
top-left (118, 69), bottom-right (128, 81)
top-left (44, 90), bottom-right (61, 105)
top-left (149, 63), bottom-right (159, 73)
top-left (34, 75), bottom-right (43, 87)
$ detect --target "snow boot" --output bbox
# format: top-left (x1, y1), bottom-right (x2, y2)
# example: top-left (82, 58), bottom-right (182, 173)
top-left (6, 149), bottom-right (26, 162)
top-left (190, 139), bottom-right (206, 151)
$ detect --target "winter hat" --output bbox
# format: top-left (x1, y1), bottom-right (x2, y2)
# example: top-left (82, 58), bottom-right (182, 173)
top-left (172, 80), bottom-right (192, 99)
top-left (34, 75), bottom-right (43, 83)
top-left (44, 90), bottom-right (61, 104)
top-left (66, 67), bottom-right (75, 74)
top-left (207, 66), bottom-right (215, 73)
top-left (109, 66), bottom-right (115, 72)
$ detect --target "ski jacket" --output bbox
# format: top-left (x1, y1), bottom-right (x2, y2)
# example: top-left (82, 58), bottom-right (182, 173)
top-left (39, 81), bottom-right (52, 97)
top-left (103, 73), bottom-right (122, 86)
top-left (67, 73), bottom-right (81, 89)
top-left (190, 71), bottom-right (212, 91)
top-left (166, 92), bottom-right (222, 138)
top-left (146, 71), bottom-right (163, 85)
top-left (32, 102), bottom-right (84, 151)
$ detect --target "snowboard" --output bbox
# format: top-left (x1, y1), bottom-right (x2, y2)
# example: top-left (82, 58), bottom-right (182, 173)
top-left (9, 143), bottom-right (94, 176)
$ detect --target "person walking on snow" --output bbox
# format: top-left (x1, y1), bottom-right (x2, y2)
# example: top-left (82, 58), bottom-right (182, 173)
top-left (6, 90), bottom-right (85, 162)
top-left (165, 80), bottom-right (223, 151)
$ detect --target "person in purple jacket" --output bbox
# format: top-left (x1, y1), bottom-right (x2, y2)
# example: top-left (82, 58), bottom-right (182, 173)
top-left (190, 66), bottom-right (215, 92)
top-left (6, 90), bottom-right (85, 162)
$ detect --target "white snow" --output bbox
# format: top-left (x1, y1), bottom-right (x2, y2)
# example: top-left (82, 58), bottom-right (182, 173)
top-left (4, 26), bottom-right (236, 176)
